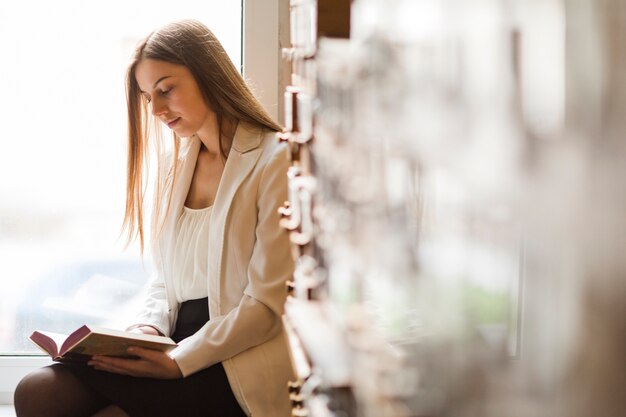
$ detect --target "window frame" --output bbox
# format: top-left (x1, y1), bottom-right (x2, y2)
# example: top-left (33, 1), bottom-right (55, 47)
top-left (0, 0), bottom-right (284, 405)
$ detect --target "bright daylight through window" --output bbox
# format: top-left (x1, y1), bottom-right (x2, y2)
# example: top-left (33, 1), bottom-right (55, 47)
top-left (0, 1), bottom-right (241, 354)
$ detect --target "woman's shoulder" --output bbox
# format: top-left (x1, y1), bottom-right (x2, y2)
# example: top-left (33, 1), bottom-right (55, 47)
top-left (260, 130), bottom-right (289, 171)
top-left (235, 121), bottom-right (287, 161)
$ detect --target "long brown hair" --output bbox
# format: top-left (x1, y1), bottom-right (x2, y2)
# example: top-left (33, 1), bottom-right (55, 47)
top-left (123, 19), bottom-right (282, 251)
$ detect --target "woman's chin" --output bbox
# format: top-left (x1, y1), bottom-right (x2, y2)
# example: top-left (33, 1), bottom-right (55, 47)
top-left (170, 127), bottom-right (194, 138)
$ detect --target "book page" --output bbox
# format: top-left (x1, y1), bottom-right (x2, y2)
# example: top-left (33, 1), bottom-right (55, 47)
top-left (87, 326), bottom-right (174, 344)
top-left (37, 331), bottom-right (68, 350)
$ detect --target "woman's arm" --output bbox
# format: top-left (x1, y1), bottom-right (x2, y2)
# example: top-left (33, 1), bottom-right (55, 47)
top-left (126, 252), bottom-right (172, 337)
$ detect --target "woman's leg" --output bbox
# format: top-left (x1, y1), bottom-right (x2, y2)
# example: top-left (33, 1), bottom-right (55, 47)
top-left (14, 364), bottom-right (110, 417)
top-left (91, 405), bottom-right (130, 417)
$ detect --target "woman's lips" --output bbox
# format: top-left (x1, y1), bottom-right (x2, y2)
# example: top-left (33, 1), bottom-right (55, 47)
top-left (167, 117), bottom-right (181, 128)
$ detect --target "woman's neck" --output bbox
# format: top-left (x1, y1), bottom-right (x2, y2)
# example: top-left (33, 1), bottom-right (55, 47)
top-left (196, 115), bottom-right (237, 157)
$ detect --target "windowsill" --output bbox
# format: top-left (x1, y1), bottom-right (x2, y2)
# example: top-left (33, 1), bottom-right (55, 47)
top-left (0, 356), bottom-right (52, 405)
top-left (0, 405), bottom-right (16, 417)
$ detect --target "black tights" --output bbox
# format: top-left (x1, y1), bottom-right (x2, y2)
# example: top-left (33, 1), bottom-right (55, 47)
top-left (14, 365), bottom-right (129, 417)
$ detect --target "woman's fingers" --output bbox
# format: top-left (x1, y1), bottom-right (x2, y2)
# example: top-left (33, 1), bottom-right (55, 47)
top-left (127, 346), bottom-right (160, 361)
top-left (127, 347), bottom-right (183, 378)
top-left (89, 358), bottom-right (135, 376)
top-left (89, 349), bottom-right (182, 379)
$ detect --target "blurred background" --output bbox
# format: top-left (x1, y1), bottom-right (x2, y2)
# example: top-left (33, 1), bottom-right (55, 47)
top-left (280, 0), bottom-right (626, 416)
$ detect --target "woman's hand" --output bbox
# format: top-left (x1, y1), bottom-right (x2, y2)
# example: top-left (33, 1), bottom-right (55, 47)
top-left (88, 347), bottom-right (183, 379)
top-left (127, 325), bottom-right (162, 336)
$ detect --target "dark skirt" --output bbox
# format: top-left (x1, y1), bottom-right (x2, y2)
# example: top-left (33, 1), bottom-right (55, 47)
top-left (62, 297), bottom-right (246, 417)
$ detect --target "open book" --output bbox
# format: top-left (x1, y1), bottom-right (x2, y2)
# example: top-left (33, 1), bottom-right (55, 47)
top-left (29, 325), bottom-right (177, 363)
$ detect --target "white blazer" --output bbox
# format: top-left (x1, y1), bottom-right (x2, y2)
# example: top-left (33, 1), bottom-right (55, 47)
top-left (131, 122), bottom-right (295, 417)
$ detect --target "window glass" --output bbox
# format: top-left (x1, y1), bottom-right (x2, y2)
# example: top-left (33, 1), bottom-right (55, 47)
top-left (0, 0), bottom-right (242, 354)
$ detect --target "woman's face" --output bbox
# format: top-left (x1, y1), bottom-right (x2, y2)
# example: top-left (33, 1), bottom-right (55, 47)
top-left (135, 59), bottom-right (213, 137)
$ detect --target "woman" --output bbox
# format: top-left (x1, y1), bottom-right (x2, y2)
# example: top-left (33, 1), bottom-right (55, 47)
top-left (14, 19), bottom-right (294, 417)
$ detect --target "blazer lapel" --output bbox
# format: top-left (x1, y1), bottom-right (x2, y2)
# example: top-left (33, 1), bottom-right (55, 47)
top-left (208, 123), bottom-right (264, 314)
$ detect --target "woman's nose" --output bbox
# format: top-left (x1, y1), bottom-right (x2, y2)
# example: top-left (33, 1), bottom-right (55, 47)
top-left (151, 97), bottom-right (167, 116)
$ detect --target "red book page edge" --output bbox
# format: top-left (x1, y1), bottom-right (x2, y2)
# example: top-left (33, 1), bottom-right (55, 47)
top-left (59, 325), bottom-right (92, 356)
top-left (28, 331), bottom-right (60, 358)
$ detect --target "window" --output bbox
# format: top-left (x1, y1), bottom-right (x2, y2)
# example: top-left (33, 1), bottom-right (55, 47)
top-left (0, 0), bottom-right (270, 404)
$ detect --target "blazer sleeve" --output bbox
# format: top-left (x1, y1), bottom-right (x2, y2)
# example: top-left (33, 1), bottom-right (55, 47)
top-left (169, 142), bottom-right (294, 376)
top-left (126, 243), bottom-right (172, 337)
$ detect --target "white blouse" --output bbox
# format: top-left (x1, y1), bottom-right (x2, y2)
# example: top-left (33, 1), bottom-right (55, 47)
top-left (172, 205), bottom-right (213, 303)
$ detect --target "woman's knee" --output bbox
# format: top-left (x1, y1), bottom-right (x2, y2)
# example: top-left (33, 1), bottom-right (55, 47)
top-left (14, 365), bottom-right (106, 417)
top-left (15, 367), bottom-right (55, 399)
top-left (14, 367), bottom-right (58, 415)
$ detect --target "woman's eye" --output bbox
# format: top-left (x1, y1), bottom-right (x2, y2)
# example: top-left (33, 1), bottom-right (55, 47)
top-left (160, 88), bottom-right (172, 96)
